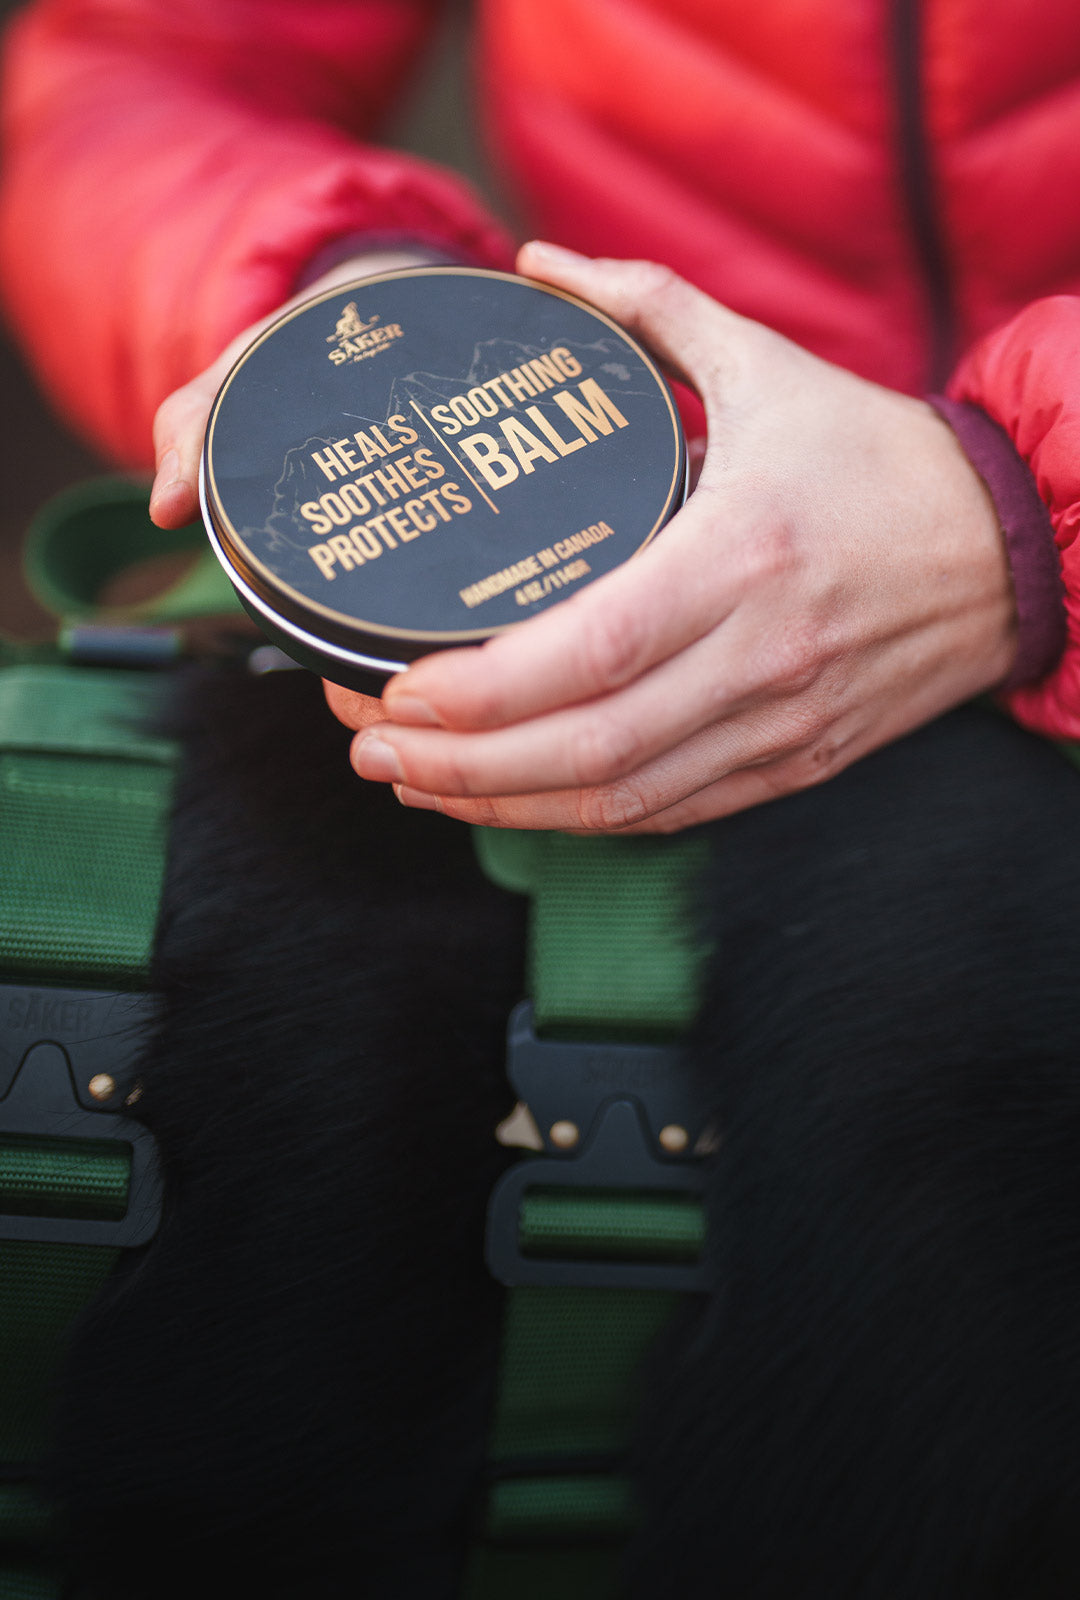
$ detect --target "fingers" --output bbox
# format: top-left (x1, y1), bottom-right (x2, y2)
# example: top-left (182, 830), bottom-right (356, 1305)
top-left (149, 248), bottom-right (438, 531)
top-left (323, 680), bottom-right (387, 731)
top-left (381, 478), bottom-right (759, 735)
top-left (516, 241), bottom-right (747, 397)
top-left (385, 742), bottom-right (820, 834)
top-left (357, 665), bottom-right (857, 833)
top-left (378, 248), bottom-right (770, 735)
top-left (150, 366), bottom-right (222, 528)
top-left (359, 608), bottom-right (786, 801)
top-left (383, 709), bottom-right (860, 835)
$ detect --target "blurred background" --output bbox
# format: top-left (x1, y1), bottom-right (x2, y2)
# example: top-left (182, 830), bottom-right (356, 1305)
top-left (0, 0), bottom-right (497, 638)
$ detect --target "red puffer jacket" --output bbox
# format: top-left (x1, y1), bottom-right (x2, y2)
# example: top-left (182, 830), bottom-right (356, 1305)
top-left (2, 0), bottom-right (1080, 733)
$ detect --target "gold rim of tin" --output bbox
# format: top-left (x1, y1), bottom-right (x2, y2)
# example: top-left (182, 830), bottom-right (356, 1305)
top-left (203, 266), bottom-right (686, 647)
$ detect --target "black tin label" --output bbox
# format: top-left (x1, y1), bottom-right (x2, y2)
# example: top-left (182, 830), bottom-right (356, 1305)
top-left (205, 268), bottom-right (684, 647)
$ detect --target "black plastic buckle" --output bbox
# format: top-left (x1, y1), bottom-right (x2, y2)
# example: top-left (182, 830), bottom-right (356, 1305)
top-left (0, 984), bottom-right (162, 1247)
top-left (485, 1001), bottom-right (710, 1291)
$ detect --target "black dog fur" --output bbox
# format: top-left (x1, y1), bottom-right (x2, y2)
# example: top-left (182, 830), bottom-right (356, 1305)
top-left (48, 667), bottom-right (1080, 1597)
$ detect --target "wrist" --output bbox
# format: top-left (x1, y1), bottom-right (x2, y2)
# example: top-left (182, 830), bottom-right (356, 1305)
top-left (294, 235), bottom-right (465, 294)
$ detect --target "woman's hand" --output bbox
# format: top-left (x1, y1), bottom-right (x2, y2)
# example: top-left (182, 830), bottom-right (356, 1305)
top-left (148, 248), bottom-right (437, 530)
top-left (329, 241), bottom-right (1016, 834)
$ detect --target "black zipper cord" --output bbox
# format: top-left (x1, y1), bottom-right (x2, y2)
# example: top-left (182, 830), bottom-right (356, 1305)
top-left (891, 0), bottom-right (957, 389)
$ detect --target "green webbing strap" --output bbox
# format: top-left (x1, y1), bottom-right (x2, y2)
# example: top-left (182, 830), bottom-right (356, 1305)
top-left (467, 829), bottom-right (710, 1599)
top-left (0, 667), bottom-right (174, 982)
top-left (0, 658), bottom-right (177, 1596)
top-left (23, 475), bottom-right (241, 626)
top-left (475, 831), bottom-right (707, 1039)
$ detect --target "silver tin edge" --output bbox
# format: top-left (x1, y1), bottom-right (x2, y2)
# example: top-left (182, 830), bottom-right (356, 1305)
top-left (199, 459), bottom-right (409, 678)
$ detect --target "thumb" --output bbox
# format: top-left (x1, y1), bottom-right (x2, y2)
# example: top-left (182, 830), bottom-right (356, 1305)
top-left (515, 241), bottom-right (744, 402)
top-left (149, 367), bottom-right (222, 528)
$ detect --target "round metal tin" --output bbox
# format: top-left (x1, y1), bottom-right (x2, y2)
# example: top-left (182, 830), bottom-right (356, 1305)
top-left (202, 267), bottom-right (686, 686)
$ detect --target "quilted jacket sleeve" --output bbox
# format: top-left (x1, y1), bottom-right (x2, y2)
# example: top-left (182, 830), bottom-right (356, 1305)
top-left (947, 296), bottom-right (1080, 740)
top-left (0, 0), bottom-right (512, 465)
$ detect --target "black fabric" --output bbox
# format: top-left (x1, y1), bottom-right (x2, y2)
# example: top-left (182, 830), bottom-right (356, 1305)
top-left (633, 705), bottom-right (1080, 1599)
top-left (45, 673), bottom-right (1080, 1597)
top-left (50, 666), bottom-right (525, 1598)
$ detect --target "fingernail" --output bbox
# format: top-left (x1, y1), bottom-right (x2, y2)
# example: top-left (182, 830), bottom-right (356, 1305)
top-left (394, 785), bottom-right (442, 813)
top-left (353, 735), bottom-right (404, 783)
top-left (385, 694), bottom-right (440, 727)
top-left (523, 240), bottom-right (585, 264)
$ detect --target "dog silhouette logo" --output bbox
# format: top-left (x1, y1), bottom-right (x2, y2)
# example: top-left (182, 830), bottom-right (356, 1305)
top-left (327, 302), bottom-right (379, 343)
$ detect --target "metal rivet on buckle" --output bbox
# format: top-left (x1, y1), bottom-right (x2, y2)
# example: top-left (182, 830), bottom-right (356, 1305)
top-left (485, 1001), bottom-right (710, 1291)
top-left (0, 984), bottom-right (162, 1248)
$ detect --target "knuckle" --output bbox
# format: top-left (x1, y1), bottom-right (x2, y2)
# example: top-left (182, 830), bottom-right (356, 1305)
top-left (152, 400), bottom-right (181, 454)
top-left (625, 259), bottom-right (679, 302)
top-left (451, 680), bottom-right (504, 732)
top-left (785, 737), bottom-right (845, 791)
top-left (567, 715), bottom-right (644, 785)
top-left (741, 515), bottom-right (796, 586)
top-left (421, 743), bottom-right (473, 797)
top-left (805, 738), bottom-right (845, 783)
top-left (766, 631), bottom-right (826, 697)
top-left (575, 777), bottom-right (653, 833)
top-left (453, 643), bottom-right (513, 727)
top-left (153, 384), bottom-right (203, 456)
top-left (578, 605), bottom-right (649, 691)
top-left (751, 613), bottom-right (839, 700)
top-left (458, 793), bottom-right (503, 827)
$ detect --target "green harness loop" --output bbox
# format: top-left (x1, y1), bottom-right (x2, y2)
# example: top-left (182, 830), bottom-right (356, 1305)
top-left (467, 828), bottom-right (711, 1598)
top-left (0, 654), bottom-right (176, 1598)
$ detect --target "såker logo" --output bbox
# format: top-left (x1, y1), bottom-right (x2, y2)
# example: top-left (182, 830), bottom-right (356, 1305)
top-left (326, 302), bottom-right (404, 366)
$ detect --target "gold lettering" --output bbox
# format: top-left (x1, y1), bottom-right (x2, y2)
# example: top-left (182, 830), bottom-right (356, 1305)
top-left (374, 460), bottom-right (409, 500)
top-left (311, 446), bottom-right (345, 482)
top-left (300, 501), bottom-right (333, 536)
top-left (357, 471), bottom-right (387, 507)
top-left (319, 491), bottom-right (351, 526)
top-left (370, 424), bottom-right (401, 456)
top-left (421, 488), bottom-right (452, 523)
top-left (553, 379), bottom-right (628, 441)
top-left (550, 346), bottom-right (583, 379)
top-left (396, 455), bottom-right (425, 491)
top-left (467, 385), bottom-right (500, 418)
top-left (339, 483), bottom-right (371, 517)
top-left (430, 404), bottom-right (459, 436)
top-left (458, 434), bottom-right (519, 490)
top-left (499, 416), bottom-right (559, 474)
top-left (524, 405), bottom-right (587, 457)
top-left (440, 482), bottom-right (472, 515)
top-left (386, 414), bottom-right (419, 445)
top-left (503, 366), bottom-right (538, 401)
top-left (527, 354), bottom-right (561, 389)
top-left (404, 498), bottom-right (438, 533)
top-left (386, 506), bottom-right (419, 541)
top-left (327, 533), bottom-right (357, 571)
top-left (351, 526), bottom-right (383, 560)
top-left (354, 430), bottom-right (386, 464)
top-left (366, 513), bottom-right (397, 551)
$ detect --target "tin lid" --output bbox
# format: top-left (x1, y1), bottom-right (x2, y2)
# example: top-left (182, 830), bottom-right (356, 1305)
top-left (203, 267), bottom-right (685, 664)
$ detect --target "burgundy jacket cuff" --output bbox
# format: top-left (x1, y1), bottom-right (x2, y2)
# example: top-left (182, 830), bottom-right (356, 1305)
top-left (928, 396), bottom-right (1066, 691)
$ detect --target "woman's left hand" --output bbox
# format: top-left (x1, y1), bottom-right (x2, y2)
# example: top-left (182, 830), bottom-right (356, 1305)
top-left (325, 242), bottom-right (1018, 833)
